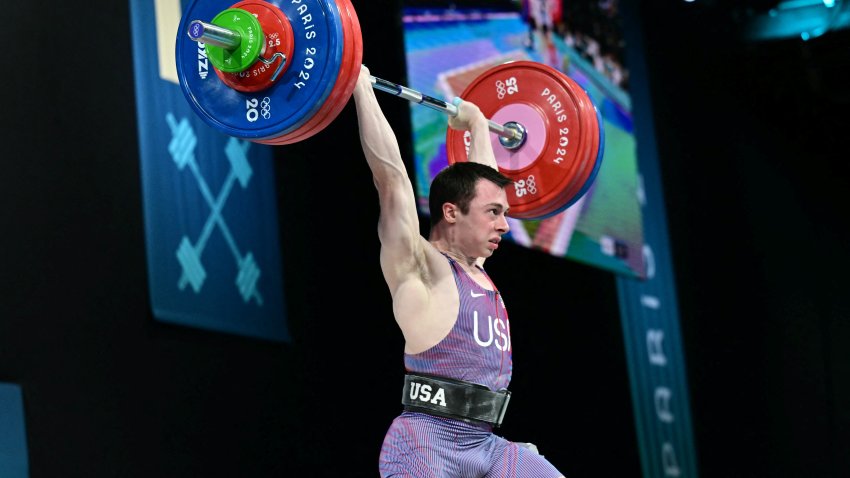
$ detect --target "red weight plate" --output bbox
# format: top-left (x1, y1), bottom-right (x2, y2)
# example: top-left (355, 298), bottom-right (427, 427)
top-left (446, 61), bottom-right (595, 219)
top-left (484, 63), bottom-right (600, 219)
top-left (549, 72), bottom-right (601, 213)
top-left (263, 0), bottom-right (362, 145)
top-left (447, 63), bottom-right (576, 219)
top-left (448, 99), bottom-right (579, 220)
top-left (508, 64), bottom-right (595, 218)
top-left (484, 96), bottom-right (584, 219)
top-left (537, 100), bottom-right (601, 218)
top-left (213, 0), bottom-right (295, 93)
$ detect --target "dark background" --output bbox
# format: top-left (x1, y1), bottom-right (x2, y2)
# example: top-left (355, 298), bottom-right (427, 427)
top-left (1, 0), bottom-right (848, 477)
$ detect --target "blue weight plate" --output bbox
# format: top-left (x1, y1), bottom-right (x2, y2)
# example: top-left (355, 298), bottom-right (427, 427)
top-left (177, 0), bottom-right (344, 140)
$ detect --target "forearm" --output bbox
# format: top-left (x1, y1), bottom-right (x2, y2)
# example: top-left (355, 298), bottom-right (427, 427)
top-left (449, 100), bottom-right (499, 171)
top-left (353, 68), bottom-right (422, 268)
top-left (353, 77), bottom-right (409, 186)
top-left (466, 117), bottom-right (499, 171)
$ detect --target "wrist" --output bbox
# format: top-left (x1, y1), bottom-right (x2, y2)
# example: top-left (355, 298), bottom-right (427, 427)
top-left (471, 117), bottom-right (489, 134)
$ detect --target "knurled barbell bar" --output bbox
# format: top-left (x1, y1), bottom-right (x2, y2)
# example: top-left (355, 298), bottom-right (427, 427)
top-left (175, 0), bottom-right (604, 219)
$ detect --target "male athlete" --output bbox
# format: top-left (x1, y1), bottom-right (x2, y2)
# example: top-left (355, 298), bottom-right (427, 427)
top-left (353, 65), bottom-right (565, 478)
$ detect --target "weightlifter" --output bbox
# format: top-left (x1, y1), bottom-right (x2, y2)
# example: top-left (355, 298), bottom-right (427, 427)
top-left (353, 65), bottom-right (566, 478)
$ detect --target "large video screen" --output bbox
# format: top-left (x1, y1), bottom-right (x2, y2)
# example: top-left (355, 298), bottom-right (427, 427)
top-left (402, 0), bottom-right (645, 278)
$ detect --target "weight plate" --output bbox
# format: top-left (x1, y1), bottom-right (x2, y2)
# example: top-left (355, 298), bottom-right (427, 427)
top-left (545, 72), bottom-right (604, 216)
top-left (445, 61), bottom-right (602, 220)
top-left (205, 8), bottom-right (264, 73)
top-left (525, 95), bottom-right (604, 219)
top-left (261, 0), bottom-right (362, 145)
top-left (177, 0), bottom-right (345, 140)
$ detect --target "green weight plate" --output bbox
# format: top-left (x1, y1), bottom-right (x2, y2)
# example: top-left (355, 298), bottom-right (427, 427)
top-left (206, 8), bottom-right (264, 73)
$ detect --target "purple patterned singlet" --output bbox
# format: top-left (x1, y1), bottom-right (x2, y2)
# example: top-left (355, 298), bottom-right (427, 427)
top-left (404, 255), bottom-right (512, 392)
top-left (378, 254), bottom-right (563, 478)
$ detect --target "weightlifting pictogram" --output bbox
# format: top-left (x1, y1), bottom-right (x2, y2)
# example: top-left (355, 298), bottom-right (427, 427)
top-left (166, 113), bottom-right (264, 305)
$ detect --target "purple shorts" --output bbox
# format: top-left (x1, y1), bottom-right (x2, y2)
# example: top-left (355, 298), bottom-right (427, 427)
top-left (379, 412), bottom-right (563, 478)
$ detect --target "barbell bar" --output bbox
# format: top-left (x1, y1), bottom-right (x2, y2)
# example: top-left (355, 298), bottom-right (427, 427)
top-left (368, 76), bottom-right (526, 149)
top-left (175, 0), bottom-right (604, 219)
top-left (186, 17), bottom-right (526, 149)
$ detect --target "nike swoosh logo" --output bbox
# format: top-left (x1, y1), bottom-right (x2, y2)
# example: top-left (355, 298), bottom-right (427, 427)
top-left (470, 291), bottom-right (486, 298)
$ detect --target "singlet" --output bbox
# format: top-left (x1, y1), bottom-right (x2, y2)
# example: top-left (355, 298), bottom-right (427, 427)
top-left (403, 254), bottom-right (512, 392)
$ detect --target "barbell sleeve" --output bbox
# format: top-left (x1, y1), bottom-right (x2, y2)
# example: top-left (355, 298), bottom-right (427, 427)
top-left (368, 75), bottom-right (525, 146)
top-left (187, 20), bottom-right (242, 49)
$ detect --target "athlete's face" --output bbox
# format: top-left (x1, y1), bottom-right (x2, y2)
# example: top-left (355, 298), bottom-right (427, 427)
top-left (456, 180), bottom-right (510, 258)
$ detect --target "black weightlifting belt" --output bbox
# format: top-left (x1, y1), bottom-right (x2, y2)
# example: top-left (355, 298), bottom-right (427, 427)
top-left (401, 373), bottom-right (511, 427)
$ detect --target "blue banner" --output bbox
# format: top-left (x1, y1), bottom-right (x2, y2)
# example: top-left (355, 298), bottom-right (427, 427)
top-left (617, 2), bottom-right (699, 476)
top-left (129, 0), bottom-right (289, 342)
top-left (0, 383), bottom-right (28, 478)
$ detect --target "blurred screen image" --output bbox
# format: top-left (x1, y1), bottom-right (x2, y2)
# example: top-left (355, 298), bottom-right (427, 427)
top-left (402, 1), bottom-right (645, 278)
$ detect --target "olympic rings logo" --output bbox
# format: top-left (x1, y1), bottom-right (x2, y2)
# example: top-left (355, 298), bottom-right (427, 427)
top-left (514, 175), bottom-right (537, 198)
top-left (261, 97), bottom-right (272, 119)
top-left (495, 80), bottom-right (506, 99)
top-left (495, 77), bottom-right (519, 100)
top-left (526, 175), bottom-right (538, 194)
top-left (246, 96), bottom-right (272, 123)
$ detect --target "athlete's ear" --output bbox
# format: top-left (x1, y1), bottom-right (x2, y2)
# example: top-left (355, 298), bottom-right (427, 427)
top-left (443, 202), bottom-right (458, 224)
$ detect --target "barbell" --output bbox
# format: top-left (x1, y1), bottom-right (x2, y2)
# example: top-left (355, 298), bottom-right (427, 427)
top-left (176, 0), bottom-right (604, 219)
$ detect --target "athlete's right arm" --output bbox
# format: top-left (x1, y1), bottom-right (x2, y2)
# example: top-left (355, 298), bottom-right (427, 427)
top-left (353, 66), bottom-right (428, 295)
top-left (448, 99), bottom-right (499, 171)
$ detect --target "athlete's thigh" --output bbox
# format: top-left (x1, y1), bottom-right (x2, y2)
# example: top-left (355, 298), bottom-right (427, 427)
top-left (378, 418), bottom-right (436, 478)
top-left (379, 415), bottom-right (490, 478)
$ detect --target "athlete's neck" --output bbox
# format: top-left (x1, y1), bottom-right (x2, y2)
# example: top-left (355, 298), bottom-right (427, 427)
top-left (429, 242), bottom-right (478, 270)
top-left (429, 226), bottom-right (482, 268)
